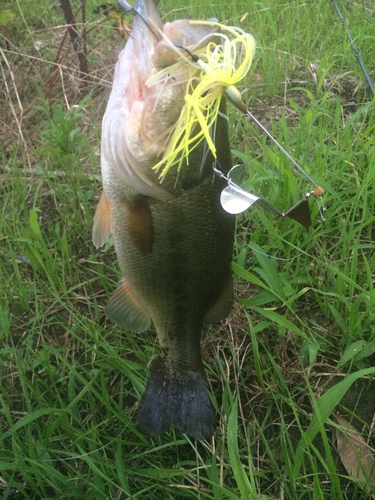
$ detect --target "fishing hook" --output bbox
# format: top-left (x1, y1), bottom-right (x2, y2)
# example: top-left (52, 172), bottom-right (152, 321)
top-left (118, 2), bottom-right (161, 42)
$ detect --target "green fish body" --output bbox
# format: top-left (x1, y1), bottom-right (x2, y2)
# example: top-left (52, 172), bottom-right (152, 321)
top-left (93, 0), bottom-right (235, 439)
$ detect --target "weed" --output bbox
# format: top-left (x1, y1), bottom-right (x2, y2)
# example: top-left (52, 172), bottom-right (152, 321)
top-left (0, 0), bottom-right (374, 499)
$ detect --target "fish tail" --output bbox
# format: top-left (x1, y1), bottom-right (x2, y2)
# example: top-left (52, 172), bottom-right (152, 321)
top-left (136, 360), bottom-right (216, 439)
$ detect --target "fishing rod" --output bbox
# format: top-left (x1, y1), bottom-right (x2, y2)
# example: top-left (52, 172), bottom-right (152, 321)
top-left (332, 0), bottom-right (374, 97)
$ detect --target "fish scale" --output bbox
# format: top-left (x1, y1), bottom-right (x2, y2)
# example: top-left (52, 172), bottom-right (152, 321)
top-left (118, 175), bottom-right (234, 369)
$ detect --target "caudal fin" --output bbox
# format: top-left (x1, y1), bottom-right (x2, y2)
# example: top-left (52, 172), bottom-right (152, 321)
top-left (136, 360), bottom-right (215, 439)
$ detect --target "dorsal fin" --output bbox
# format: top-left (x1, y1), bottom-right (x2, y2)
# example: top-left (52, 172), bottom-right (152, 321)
top-left (92, 191), bottom-right (112, 249)
top-left (105, 280), bottom-right (151, 333)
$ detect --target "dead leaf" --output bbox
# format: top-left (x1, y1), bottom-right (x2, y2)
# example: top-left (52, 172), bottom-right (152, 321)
top-left (334, 413), bottom-right (375, 497)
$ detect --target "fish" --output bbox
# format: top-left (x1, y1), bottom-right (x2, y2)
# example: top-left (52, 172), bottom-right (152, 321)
top-left (93, 0), bottom-right (235, 439)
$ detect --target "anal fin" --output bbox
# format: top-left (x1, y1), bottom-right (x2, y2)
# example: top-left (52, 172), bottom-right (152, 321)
top-left (204, 275), bottom-right (233, 325)
top-left (92, 190), bottom-right (112, 249)
top-left (105, 281), bottom-right (151, 333)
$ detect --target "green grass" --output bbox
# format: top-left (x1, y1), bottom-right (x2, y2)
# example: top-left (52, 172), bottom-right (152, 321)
top-left (1, 0), bottom-right (375, 498)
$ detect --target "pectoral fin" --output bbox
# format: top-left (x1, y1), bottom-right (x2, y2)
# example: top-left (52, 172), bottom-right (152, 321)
top-left (204, 276), bottom-right (233, 325)
top-left (122, 196), bottom-right (154, 254)
top-left (105, 280), bottom-right (151, 333)
top-left (92, 191), bottom-right (112, 249)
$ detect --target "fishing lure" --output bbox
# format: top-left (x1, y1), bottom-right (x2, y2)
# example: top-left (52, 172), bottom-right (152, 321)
top-left (146, 17), bottom-right (326, 225)
top-left (147, 20), bottom-right (256, 177)
top-left (214, 164), bottom-right (325, 228)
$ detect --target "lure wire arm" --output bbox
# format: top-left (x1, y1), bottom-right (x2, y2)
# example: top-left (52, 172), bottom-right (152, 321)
top-left (244, 108), bottom-right (326, 221)
top-left (245, 110), bottom-right (318, 188)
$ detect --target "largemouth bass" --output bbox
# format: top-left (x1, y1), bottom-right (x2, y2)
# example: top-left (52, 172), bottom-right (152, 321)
top-left (93, 0), bottom-right (235, 439)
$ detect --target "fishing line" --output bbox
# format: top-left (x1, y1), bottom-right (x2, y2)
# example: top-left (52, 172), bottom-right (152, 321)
top-left (332, 0), bottom-right (374, 97)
